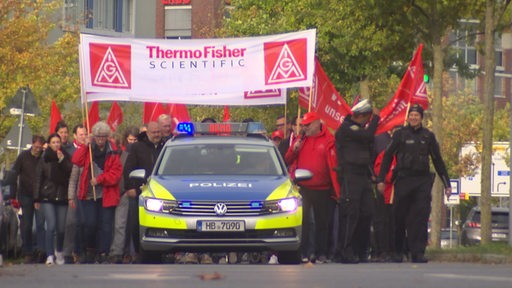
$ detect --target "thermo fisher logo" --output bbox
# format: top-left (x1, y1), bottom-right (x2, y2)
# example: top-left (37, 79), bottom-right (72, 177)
top-left (90, 43), bottom-right (131, 89)
top-left (264, 38), bottom-right (307, 85)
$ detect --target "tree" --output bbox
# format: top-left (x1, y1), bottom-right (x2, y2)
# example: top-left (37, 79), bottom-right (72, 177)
top-left (479, 0), bottom-right (511, 245)
top-left (0, 0), bottom-right (81, 140)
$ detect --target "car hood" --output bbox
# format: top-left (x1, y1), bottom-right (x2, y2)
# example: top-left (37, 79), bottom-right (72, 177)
top-left (150, 175), bottom-right (289, 201)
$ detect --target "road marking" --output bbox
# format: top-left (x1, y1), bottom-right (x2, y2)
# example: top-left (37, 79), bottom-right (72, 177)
top-left (427, 273), bottom-right (512, 282)
top-left (87, 273), bottom-right (191, 280)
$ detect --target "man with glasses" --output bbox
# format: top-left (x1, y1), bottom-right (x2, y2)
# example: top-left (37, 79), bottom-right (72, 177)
top-left (11, 135), bottom-right (46, 263)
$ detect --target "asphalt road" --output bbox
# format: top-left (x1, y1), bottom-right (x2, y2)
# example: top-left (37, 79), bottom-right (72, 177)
top-left (1, 262), bottom-right (511, 288)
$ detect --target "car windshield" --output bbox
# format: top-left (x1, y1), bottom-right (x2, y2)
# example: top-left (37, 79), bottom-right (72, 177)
top-left (156, 143), bottom-right (284, 176)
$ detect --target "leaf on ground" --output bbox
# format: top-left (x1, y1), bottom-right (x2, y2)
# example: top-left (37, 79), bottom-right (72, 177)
top-left (198, 272), bottom-right (224, 281)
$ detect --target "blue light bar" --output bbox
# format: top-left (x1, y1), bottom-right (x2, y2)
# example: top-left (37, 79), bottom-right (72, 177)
top-left (176, 122), bottom-right (194, 135)
top-left (180, 201), bottom-right (192, 208)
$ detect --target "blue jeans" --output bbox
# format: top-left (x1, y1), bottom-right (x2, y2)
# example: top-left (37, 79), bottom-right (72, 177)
top-left (40, 202), bottom-right (67, 255)
top-left (19, 194), bottom-right (46, 255)
top-left (79, 199), bottom-right (115, 254)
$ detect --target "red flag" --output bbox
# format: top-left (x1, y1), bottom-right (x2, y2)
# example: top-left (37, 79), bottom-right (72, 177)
top-left (223, 106), bottom-right (230, 122)
top-left (106, 101), bottom-right (123, 132)
top-left (49, 100), bottom-right (62, 134)
top-left (143, 102), bottom-right (166, 124)
top-left (86, 101), bottom-right (100, 131)
top-left (376, 44), bottom-right (428, 134)
top-left (167, 103), bottom-right (190, 131)
top-left (298, 58), bottom-right (352, 130)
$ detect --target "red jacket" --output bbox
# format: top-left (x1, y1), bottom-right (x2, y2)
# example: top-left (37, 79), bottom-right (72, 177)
top-left (72, 140), bottom-right (122, 207)
top-left (285, 127), bottom-right (340, 200)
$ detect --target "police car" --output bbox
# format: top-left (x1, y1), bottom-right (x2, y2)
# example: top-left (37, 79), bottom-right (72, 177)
top-left (129, 122), bottom-right (311, 264)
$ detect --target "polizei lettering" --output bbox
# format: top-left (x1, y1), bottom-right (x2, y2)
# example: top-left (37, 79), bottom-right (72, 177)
top-left (147, 45), bottom-right (247, 70)
top-left (189, 182), bottom-right (253, 188)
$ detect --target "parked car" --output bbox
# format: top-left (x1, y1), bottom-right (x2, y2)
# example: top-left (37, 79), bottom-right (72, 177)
top-left (440, 229), bottom-right (458, 249)
top-left (461, 207), bottom-right (509, 246)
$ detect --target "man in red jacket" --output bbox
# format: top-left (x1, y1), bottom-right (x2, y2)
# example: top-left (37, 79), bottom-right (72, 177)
top-left (285, 112), bottom-right (339, 264)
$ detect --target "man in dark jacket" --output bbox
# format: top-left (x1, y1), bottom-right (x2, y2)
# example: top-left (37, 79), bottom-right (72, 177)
top-left (123, 122), bottom-right (164, 257)
top-left (335, 99), bottom-right (380, 263)
top-left (377, 104), bottom-right (451, 263)
top-left (11, 135), bottom-right (46, 263)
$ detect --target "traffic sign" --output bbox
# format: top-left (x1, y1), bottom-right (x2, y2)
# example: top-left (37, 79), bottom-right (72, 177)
top-left (0, 118), bottom-right (33, 150)
top-left (445, 179), bottom-right (460, 205)
top-left (2, 87), bottom-right (41, 116)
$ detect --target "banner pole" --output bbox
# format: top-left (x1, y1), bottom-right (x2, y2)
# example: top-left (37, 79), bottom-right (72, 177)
top-left (308, 85), bottom-right (313, 112)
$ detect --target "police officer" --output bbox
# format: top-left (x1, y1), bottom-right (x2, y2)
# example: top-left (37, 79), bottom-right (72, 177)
top-left (335, 99), bottom-right (380, 263)
top-left (376, 104), bottom-right (451, 263)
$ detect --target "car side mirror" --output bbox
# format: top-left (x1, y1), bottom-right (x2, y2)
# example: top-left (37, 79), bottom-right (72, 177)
top-left (129, 169), bottom-right (146, 179)
top-left (294, 169), bottom-right (313, 183)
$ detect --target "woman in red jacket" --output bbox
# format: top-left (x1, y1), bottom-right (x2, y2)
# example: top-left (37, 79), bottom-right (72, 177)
top-left (72, 121), bottom-right (122, 263)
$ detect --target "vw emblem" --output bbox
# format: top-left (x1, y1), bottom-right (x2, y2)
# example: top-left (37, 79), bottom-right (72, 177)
top-left (214, 203), bottom-right (227, 216)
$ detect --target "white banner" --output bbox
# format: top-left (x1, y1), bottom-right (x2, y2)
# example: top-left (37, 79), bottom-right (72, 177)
top-left (79, 30), bottom-right (316, 104)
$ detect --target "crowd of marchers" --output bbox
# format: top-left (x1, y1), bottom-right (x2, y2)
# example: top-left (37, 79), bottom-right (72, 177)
top-left (4, 101), bottom-right (450, 265)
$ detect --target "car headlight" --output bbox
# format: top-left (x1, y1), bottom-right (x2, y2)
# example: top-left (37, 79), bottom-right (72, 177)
top-left (144, 198), bottom-right (178, 213)
top-left (264, 197), bottom-right (299, 213)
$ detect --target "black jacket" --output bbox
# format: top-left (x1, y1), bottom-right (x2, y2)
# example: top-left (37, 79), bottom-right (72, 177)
top-left (377, 124), bottom-right (450, 188)
top-left (335, 114), bottom-right (380, 175)
top-left (34, 148), bottom-right (73, 202)
top-left (123, 132), bottom-right (165, 194)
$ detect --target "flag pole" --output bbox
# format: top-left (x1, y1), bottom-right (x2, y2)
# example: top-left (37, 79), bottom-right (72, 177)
top-left (79, 41), bottom-right (96, 201)
top-left (308, 85), bottom-right (313, 112)
top-left (284, 90), bottom-right (288, 137)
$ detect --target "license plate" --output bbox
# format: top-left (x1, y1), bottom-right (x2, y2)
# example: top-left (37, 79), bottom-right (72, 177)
top-left (197, 220), bottom-right (245, 232)
top-left (492, 232), bottom-right (507, 239)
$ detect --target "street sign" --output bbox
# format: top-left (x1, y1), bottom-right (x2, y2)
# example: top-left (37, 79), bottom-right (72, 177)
top-left (2, 87), bottom-right (41, 116)
top-left (445, 179), bottom-right (460, 205)
top-left (0, 118), bottom-right (33, 150)
top-left (460, 142), bottom-right (511, 197)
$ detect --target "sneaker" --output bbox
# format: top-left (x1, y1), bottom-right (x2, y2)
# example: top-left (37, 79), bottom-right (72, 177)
top-left (199, 253), bottom-right (213, 264)
top-left (122, 255), bottom-right (133, 264)
top-left (239, 253), bottom-right (249, 264)
top-left (162, 253), bottom-right (176, 264)
top-left (183, 252), bottom-right (199, 264)
top-left (268, 254), bottom-right (279, 265)
top-left (218, 254), bottom-right (228, 264)
top-left (301, 256), bottom-right (309, 263)
top-left (315, 255), bottom-right (327, 264)
top-left (46, 255), bottom-right (55, 266)
top-left (228, 252), bottom-right (237, 264)
top-left (55, 251), bottom-right (65, 265)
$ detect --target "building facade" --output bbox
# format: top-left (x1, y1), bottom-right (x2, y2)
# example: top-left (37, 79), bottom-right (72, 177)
top-left (447, 21), bottom-right (512, 107)
top-left (57, 0), bottom-right (229, 39)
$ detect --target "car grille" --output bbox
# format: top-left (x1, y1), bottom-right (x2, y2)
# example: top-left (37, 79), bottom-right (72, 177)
top-left (172, 201), bottom-right (268, 216)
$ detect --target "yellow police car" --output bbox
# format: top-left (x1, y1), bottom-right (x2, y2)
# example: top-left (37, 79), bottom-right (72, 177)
top-left (129, 122), bottom-right (311, 264)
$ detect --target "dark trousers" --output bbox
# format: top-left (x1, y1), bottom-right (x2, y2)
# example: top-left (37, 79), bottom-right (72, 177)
top-left (126, 196), bottom-right (140, 254)
top-left (393, 175), bottom-right (433, 257)
top-left (78, 199), bottom-right (116, 254)
top-left (300, 187), bottom-right (330, 258)
top-left (371, 192), bottom-right (394, 258)
top-left (19, 194), bottom-right (45, 256)
top-left (337, 173), bottom-right (374, 259)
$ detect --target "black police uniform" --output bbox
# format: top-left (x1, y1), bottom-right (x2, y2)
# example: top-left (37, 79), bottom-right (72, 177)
top-left (335, 114), bottom-right (380, 263)
top-left (377, 123), bottom-right (450, 262)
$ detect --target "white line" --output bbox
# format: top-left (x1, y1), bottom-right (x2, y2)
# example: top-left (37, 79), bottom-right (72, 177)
top-left (427, 273), bottom-right (512, 282)
top-left (87, 274), bottom-right (191, 280)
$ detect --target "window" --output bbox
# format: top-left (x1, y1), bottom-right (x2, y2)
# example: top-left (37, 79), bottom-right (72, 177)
top-left (165, 6), bottom-right (192, 39)
top-left (494, 76), bottom-right (504, 98)
top-left (84, 0), bottom-right (132, 33)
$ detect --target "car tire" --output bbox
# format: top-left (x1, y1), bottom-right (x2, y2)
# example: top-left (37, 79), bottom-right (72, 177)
top-left (277, 250), bottom-right (301, 265)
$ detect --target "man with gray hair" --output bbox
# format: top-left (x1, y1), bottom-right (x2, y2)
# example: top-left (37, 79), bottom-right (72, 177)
top-left (157, 114), bottom-right (173, 142)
